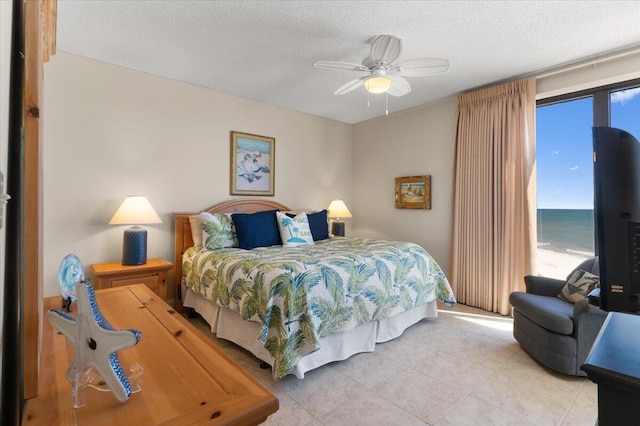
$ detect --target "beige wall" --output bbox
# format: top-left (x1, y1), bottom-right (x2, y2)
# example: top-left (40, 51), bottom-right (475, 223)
top-left (42, 48), bottom-right (639, 300)
top-left (350, 48), bottom-right (640, 279)
top-left (42, 52), bottom-right (353, 299)
top-left (352, 99), bottom-right (458, 275)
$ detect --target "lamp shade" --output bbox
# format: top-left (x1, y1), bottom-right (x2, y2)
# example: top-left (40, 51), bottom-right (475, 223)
top-left (109, 196), bottom-right (162, 225)
top-left (328, 200), bottom-right (352, 219)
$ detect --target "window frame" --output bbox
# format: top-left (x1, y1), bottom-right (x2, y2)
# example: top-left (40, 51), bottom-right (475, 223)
top-left (535, 77), bottom-right (640, 257)
top-left (537, 78), bottom-right (640, 124)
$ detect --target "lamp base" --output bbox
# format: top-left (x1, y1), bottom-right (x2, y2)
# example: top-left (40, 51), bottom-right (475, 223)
top-left (122, 227), bottom-right (147, 266)
top-left (331, 221), bottom-right (345, 237)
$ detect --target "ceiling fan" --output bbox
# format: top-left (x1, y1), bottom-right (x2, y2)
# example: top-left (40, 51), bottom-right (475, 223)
top-left (314, 35), bottom-right (449, 97)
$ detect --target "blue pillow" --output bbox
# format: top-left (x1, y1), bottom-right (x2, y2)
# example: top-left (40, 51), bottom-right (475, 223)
top-left (287, 209), bottom-right (329, 241)
top-left (232, 210), bottom-right (282, 249)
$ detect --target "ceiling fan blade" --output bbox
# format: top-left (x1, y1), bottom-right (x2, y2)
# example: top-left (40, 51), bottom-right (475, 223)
top-left (392, 58), bottom-right (450, 77)
top-left (334, 78), bottom-right (365, 95)
top-left (370, 35), bottom-right (403, 64)
top-left (314, 61), bottom-right (369, 72)
top-left (387, 75), bottom-right (411, 97)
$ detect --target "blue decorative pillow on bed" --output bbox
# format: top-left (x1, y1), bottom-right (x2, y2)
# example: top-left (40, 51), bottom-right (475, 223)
top-left (277, 211), bottom-right (314, 247)
top-left (200, 212), bottom-right (234, 249)
top-left (286, 209), bottom-right (329, 241)
top-left (232, 209), bottom-right (282, 249)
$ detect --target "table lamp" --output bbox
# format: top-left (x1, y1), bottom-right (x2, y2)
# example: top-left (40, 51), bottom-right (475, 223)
top-left (328, 199), bottom-right (352, 237)
top-left (109, 196), bottom-right (162, 265)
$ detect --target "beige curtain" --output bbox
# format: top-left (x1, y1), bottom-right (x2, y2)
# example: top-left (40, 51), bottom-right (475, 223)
top-left (451, 78), bottom-right (537, 315)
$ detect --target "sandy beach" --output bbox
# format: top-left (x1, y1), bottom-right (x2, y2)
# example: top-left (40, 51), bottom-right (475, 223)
top-left (536, 247), bottom-right (591, 280)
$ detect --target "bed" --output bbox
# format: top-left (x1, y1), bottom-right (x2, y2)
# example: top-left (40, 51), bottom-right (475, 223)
top-left (173, 199), bottom-right (456, 379)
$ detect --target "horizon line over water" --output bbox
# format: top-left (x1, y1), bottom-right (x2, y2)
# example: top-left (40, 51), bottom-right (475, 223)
top-left (537, 208), bottom-right (594, 256)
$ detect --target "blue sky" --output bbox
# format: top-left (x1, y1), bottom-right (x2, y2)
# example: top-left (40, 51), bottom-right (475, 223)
top-left (537, 87), bottom-right (640, 209)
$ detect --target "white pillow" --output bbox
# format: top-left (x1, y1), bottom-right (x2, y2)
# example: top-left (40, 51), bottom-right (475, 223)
top-left (558, 269), bottom-right (600, 303)
top-left (225, 213), bottom-right (239, 247)
top-left (276, 211), bottom-right (314, 247)
top-left (189, 214), bottom-right (203, 247)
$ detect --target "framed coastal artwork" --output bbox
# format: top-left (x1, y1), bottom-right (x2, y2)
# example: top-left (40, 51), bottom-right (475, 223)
top-left (395, 175), bottom-right (431, 209)
top-left (230, 131), bottom-right (275, 196)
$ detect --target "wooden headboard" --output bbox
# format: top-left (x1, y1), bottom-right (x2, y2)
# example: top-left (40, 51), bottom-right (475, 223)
top-left (172, 199), bottom-right (290, 311)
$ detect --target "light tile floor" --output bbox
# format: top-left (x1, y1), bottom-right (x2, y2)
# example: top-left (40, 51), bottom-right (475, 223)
top-left (187, 303), bottom-right (598, 426)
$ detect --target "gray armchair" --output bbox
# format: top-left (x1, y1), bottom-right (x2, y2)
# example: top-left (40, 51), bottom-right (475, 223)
top-left (509, 257), bottom-right (607, 376)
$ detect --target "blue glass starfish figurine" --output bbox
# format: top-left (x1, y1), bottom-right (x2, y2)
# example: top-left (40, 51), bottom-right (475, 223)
top-left (47, 281), bottom-right (142, 404)
top-left (58, 254), bottom-right (83, 312)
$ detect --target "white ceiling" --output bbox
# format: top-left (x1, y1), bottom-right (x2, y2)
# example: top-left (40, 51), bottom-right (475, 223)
top-left (56, 1), bottom-right (640, 124)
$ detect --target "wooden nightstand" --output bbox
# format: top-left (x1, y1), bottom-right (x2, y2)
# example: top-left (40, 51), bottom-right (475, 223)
top-left (91, 258), bottom-right (174, 301)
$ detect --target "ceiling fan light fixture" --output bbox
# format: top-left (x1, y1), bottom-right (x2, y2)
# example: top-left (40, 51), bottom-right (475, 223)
top-left (364, 76), bottom-right (392, 94)
top-left (316, 35), bottom-right (449, 98)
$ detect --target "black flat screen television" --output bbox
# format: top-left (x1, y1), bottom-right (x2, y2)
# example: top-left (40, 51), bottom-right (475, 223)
top-left (593, 126), bottom-right (640, 313)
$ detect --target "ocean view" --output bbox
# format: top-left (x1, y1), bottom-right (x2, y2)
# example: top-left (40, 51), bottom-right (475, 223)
top-left (537, 209), bottom-right (594, 255)
top-left (537, 209), bottom-right (594, 278)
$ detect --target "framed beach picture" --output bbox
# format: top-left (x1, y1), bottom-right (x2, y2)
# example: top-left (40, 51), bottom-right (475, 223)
top-left (395, 175), bottom-right (431, 209)
top-left (230, 131), bottom-right (275, 196)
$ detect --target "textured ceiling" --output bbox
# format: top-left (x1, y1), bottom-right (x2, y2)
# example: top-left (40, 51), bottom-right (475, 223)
top-left (56, 1), bottom-right (640, 124)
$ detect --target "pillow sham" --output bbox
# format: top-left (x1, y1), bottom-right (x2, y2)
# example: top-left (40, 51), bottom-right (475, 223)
top-left (232, 209), bottom-right (282, 250)
top-left (558, 269), bottom-right (600, 303)
top-left (224, 213), bottom-right (239, 247)
top-left (277, 211), bottom-right (314, 247)
top-left (189, 214), bottom-right (203, 247)
top-left (200, 212), bottom-right (235, 250)
top-left (286, 209), bottom-right (329, 241)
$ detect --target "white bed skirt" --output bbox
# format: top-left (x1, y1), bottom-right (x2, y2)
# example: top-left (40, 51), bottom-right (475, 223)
top-left (184, 288), bottom-right (438, 379)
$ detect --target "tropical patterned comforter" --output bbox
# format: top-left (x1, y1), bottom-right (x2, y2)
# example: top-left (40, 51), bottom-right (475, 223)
top-left (182, 237), bottom-right (456, 378)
